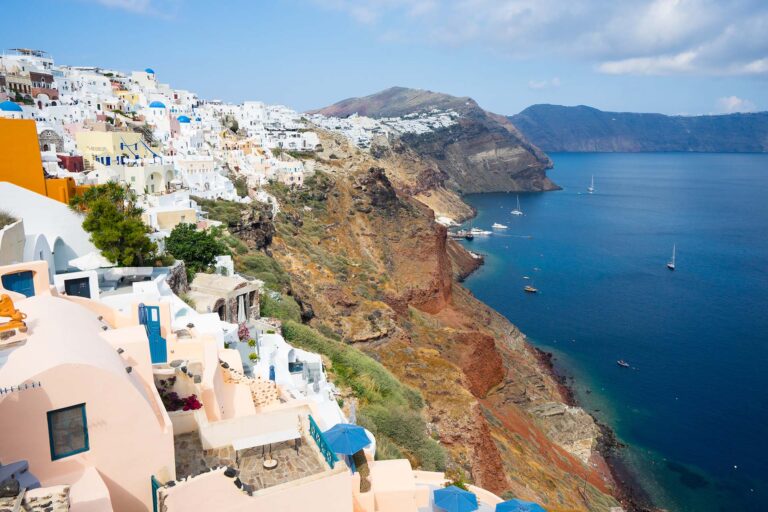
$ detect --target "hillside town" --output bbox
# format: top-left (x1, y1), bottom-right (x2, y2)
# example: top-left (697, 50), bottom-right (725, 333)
top-left (0, 49), bottom-right (532, 512)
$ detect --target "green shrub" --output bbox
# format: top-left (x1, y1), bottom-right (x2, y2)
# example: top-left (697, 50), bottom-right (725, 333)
top-left (281, 321), bottom-right (444, 469)
top-left (260, 293), bottom-right (302, 323)
top-left (248, 339), bottom-right (256, 348)
top-left (248, 352), bottom-right (259, 362)
top-left (236, 252), bottom-right (290, 291)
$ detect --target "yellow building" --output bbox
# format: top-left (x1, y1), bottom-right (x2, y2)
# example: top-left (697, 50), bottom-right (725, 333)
top-left (115, 90), bottom-right (141, 106)
top-left (0, 118), bottom-right (89, 204)
top-left (75, 130), bottom-right (152, 168)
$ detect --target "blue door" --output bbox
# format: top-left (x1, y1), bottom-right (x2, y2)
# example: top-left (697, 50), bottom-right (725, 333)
top-left (2, 271), bottom-right (35, 297)
top-left (139, 304), bottom-right (167, 364)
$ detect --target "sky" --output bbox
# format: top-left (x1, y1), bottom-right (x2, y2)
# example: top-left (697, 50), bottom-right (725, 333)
top-left (2, 0), bottom-right (767, 115)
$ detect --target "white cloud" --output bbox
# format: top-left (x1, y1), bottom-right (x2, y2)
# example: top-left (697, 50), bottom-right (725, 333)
top-left (528, 77), bottom-right (561, 90)
top-left (717, 96), bottom-right (757, 113)
top-left (598, 51), bottom-right (697, 75)
top-left (308, 0), bottom-right (768, 76)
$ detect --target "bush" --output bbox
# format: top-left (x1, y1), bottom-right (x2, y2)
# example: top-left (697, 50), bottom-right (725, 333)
top-left (248, 352), bottom-right (259, 362)
top-left (260, 292), bottom-right (302, 323)
top-left (281, 321), bottom-right (445, 469)
top-left (236, 251), bottom-right (290, 291)
top-left (248, 339), bottom-right (256, 348)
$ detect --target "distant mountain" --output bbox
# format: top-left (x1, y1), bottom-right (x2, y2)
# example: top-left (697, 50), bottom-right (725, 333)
top-left (509, 104), bottom-right (768, 153)
top-left (312, 87), bottom-right (558, 193)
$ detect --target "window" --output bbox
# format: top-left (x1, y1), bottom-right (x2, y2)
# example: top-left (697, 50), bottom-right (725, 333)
top-left (47, 404), bottom-right (89, 460)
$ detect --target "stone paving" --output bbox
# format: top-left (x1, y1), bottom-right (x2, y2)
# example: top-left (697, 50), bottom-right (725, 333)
top-left (238, 441), bottom-right (326, 491)
top-left (173, 433), bottom-right (326, 490)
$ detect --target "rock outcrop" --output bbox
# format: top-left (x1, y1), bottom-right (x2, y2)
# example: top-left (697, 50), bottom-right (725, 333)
top-left (312, 87), bottom-right (558, 194)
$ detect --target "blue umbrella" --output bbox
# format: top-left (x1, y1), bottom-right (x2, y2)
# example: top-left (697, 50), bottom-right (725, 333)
top-left (433, 485), bottom-right (478, 512)
top-left (322, 423), bottom-right (371, 455)
top-left (495, 499), bottom-right (547, 512)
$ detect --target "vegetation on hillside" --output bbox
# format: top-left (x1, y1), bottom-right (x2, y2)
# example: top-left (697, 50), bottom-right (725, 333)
top-left (69, 183), bottom-right (157, 266)
top-left (281, 320), bottom-right (446, 470)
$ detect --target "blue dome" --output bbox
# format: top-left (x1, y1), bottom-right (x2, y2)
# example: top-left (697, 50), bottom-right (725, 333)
top-left (177, 115), bottom-right (191, 123)
top-left (149, 101), bottom-right (166, 109)
top-left (0, 100), bottom-right (23, 112)
top-left (145, 68), bottom-right (155, 74)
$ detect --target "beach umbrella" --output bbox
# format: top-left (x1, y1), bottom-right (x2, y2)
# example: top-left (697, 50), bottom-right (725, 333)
top-left (433, 485), bottom-right (478, 512)
top-left (322, 423), bottom-right (371, 455)
top-left (495, 499), bottom-right (547, 512)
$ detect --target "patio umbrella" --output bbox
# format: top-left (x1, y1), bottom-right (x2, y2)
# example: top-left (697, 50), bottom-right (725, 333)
top-left (433, 486), bottom-right (478, 512)
top-left (495, 499), bottom-right (547, 512)
top-left (322, 423), bottom-right (371, 455)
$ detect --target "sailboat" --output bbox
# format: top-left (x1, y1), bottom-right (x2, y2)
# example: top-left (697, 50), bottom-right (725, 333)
top-left (511, 195), bottom-right (523, 216)
top-left (667, 244), bottom-right (676, 271)
top-left (587, 175), bottom-right (595, 194)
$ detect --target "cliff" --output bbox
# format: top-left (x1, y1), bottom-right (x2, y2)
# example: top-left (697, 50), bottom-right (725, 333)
top-left (312, 87), bottom-right (558, 194)
top-left (263, 130), bottom-right (625, 511)
top-left (509, 104), bottom-right (768, 152)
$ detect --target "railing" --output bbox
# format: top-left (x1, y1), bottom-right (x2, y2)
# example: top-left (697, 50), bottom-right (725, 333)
top-left (308, 414), bottom-right (338, 469)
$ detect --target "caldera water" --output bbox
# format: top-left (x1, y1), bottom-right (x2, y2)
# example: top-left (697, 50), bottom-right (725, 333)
top-left (460, 153), bottom-right (768, 512)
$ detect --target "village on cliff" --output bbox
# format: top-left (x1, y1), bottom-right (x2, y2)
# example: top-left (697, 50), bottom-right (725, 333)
top-left (0, 48), bottom-right (621, 512)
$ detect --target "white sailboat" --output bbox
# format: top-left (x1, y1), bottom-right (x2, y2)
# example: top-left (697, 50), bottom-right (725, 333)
top-left (667, 244), bottom-right (676, 271)
top-left (511, 195), bottom-right (523, 216)
top-left (587, 175), bottom-right (595, 194)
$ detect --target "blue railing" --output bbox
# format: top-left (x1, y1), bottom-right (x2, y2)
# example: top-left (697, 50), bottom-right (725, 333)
top-left (308, 414), bottom-right (338, 469)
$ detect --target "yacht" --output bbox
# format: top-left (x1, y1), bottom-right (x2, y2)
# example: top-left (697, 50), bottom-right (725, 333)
top-left (469, 227), bottom-right (492, 236)
top-left (524, 285), bottom-right (538, 293)
top-left (617, 360), bottom-right (630, 368)
top-left (492, 223), bottom-right (508, 229)
top-left (511, 195), bottom-right (523, 216)
top-left (667, 244), bottom-right (676, 271)
top-left (587, 175), bottom-right (595, 194)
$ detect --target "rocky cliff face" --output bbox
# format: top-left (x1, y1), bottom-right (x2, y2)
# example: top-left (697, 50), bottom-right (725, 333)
top-left (267, 131), bottom-right (623, 511)
top-left (312, 87), bottom-right (558, 194)
top-left (510, 104), bottom-right (768, 152)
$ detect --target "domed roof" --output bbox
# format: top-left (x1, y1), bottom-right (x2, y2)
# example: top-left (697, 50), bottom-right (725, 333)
top-left (149, 101), bottom-right (166, 109)
top-left (0, 100), bottom-right (23, 112)
top-left (177, 115), bottom-right (191, 123)
top-left (145, 68), bottom-right (155, 74)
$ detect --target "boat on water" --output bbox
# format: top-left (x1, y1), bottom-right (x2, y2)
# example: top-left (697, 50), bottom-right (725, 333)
top-left (587, 175), bottom-right (595, 194)
top-left (492, 222), bottom-right (508, 229)
top-left (524, 285), bottom-right (538, 293)
top-left (469, 227), bottom-right (492, 236)
top-left (617, 360), bottom-right (630, 368)
top-left (449, 230), bottom-right (474, 241)
top-left (511, 195), bottom-right (523, 216)
top-left (667, 244), bottom-right (676, 270)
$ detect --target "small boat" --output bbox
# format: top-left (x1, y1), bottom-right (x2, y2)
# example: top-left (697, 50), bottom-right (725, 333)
top-left (492, 223), bottom-right (508, 229)
top-left (617, 360), bottom-right (630, 368)
top-left (469, 227), bottom-right (492, 236)
top-left (524, 285), bottom-right (538, 293)
top-left (511, 195), bottom-right (523, 216)
top-left (587, 175), bottom-right (595, 194)
top-left (523, 276), bottom-right (530, 280)
top-left (667, 244), bottom-right (676, 271)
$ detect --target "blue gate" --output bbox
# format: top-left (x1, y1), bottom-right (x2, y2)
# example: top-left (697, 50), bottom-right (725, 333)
top-left (1, 271), bottom-right (35, 297)
top-left (138, 304), bottom-right (167, 364)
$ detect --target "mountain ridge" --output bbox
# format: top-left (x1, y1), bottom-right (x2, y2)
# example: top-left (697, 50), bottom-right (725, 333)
top-left (509, 104), bottom-right (768, 152)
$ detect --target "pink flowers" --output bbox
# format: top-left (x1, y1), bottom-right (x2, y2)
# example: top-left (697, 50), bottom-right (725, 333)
top-left (157, 377), bottom-right (202, 412)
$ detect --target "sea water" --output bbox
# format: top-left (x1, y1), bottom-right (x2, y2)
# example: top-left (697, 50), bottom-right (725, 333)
top-left (460, 153), bottom-right (768, 512)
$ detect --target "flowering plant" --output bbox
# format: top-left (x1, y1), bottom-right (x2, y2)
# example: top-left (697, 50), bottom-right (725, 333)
top-left (157, 377), bottom-right (202, 412)
top-left (238, 323), bottom-right (250, 341)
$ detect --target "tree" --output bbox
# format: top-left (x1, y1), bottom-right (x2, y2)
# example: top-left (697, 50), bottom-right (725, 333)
top-left (70, 183), bottom-right (157, 266)
top-left (165, 223), bottom-right (228, 278)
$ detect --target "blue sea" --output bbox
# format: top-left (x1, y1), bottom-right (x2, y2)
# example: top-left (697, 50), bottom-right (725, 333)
top-left (460, 153), bottom-right (768, 512)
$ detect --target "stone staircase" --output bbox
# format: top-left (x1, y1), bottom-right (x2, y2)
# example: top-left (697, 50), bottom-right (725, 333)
top-left (219, 362), bottom-right (280, 408)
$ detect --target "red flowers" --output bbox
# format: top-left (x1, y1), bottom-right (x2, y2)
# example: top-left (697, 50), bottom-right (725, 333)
top-left (157, 377), bottom-right (202, 412)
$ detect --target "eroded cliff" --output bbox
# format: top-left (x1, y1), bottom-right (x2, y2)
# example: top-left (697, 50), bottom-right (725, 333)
top-left (265, 131), bottom-right (623, 511)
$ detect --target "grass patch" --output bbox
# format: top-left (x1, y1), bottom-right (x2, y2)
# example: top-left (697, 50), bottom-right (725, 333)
top-left (236, 251), bottom-right (290, 291)
top-left (281, 320), bottom-right (445, 470)
top-left (193, 196), bottom-right (248, 226)
top-left (260, 292), bottom-right (302, 323)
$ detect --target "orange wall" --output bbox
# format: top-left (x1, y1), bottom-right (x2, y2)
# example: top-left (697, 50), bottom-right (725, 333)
top-left (0, 118), bottom-right (46, 195)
